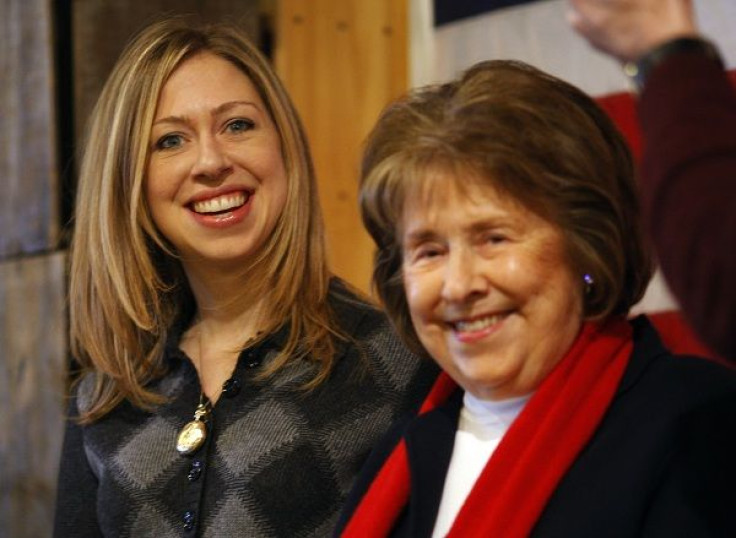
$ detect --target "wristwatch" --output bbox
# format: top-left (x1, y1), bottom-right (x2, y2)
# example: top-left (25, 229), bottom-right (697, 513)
top-left (623, 37), bottom-right (724, 91)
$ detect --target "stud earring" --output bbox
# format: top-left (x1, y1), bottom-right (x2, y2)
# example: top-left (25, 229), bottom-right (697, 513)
top-left (583, 273), bottom-right (594, 296)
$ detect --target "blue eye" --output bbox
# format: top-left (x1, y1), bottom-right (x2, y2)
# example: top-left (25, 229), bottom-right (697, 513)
top-left (155, 134), bottom-right (184, 150)
top-left (226, 118), bottom-right (255, 133)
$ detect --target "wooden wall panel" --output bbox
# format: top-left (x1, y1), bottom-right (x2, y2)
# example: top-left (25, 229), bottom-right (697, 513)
top-left (0, 0), bottom-right (59, 259)
top-left (275, 0), bottom-right (408, 292)
top-left (0, 1), bottom-right (65, 535)
top-left (0, 253), bottom-right (67, 537)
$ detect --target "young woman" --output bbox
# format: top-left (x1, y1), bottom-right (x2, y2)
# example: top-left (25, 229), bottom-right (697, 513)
top-left (54, 18), bottom-right (436, 537)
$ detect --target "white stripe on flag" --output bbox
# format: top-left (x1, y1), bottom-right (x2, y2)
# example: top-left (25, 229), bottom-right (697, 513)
top-left (414, 0), bottom-right (736, 92)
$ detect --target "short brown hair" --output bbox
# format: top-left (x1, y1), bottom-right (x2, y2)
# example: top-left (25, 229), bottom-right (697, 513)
top-left (360, 60), bottom-right (652, 352)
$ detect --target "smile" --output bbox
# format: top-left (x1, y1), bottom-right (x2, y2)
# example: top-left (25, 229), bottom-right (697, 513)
top-left (451, 312), bottom-right (508, 333)
top-left (191, 192), bottom-right (249, 214)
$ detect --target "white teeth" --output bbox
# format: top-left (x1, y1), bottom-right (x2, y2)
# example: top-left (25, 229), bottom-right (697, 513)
top-left (192, 192), bottom-right (247, 214)
top-left (455, 314), bottom-right (505, 332)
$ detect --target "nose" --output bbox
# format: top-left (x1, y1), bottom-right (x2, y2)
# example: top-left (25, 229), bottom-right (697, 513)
top-left (191, 135), bottom-right (232, 181)
top-left (440, 247), bottom-right (488, 304)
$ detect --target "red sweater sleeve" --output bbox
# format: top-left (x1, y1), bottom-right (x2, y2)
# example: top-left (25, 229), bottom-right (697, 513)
top-left (638, 53), bottom-right (736, 360)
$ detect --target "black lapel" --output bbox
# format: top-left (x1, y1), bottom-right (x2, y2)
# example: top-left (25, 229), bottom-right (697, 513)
top-left (402, 389), bottom-right (464, 537)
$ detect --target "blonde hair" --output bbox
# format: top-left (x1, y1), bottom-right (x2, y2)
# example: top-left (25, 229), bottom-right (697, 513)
top-left (360, 60), bottom-right (652, 353)
top-left (70, 18), bottom-right (342, 422)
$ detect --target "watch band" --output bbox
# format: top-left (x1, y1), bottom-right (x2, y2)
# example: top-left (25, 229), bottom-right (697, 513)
top-left (623, 37), bottom-right (724, 91)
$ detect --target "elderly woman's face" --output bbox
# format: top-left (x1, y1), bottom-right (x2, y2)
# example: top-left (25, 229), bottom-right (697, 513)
top-left (146, 52), bottom-right (287, 273)
top-left (401, 173), bottom-right (583, 400)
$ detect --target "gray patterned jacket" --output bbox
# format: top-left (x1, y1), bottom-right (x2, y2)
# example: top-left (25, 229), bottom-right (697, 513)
top-left (53, 283), bottom-right (438, 537)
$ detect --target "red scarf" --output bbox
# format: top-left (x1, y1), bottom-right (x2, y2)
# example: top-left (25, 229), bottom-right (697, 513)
top-left (341, 318), bottom-right (633, 537)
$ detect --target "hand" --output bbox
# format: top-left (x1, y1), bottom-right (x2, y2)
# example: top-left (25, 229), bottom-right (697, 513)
top-left (567, 0), bottom-right (699, 62)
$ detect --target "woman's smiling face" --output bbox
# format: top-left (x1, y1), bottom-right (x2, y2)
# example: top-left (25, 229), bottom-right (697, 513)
top-left (401, 172), bottom-right (584, 400)
top-left (146, 52), bottom-right (288, 273)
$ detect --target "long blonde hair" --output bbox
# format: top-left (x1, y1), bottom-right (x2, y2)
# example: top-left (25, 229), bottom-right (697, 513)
top-left (70, 18), bottom-right (342, 422)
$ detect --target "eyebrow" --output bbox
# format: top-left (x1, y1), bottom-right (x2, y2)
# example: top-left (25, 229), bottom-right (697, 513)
top-left (467, 216), bottom-right (515, 233)
top-left (402, 215), bottom-right (518, 244)
top-left (152, 100), bottom-right (262, 127)
top-left (402, 228), bottom-right (439, 248)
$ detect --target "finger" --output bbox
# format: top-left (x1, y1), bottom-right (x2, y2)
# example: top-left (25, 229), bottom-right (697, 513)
top-left (566, 3), bottom-right (593, 35)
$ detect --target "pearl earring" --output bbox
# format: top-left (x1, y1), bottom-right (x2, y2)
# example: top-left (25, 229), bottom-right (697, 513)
top-left (583, 273), bottom-right (594, 295)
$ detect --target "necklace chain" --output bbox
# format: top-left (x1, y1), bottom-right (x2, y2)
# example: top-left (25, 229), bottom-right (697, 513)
top-left (175, 322), bottom-right (261, 455)
top-left (193, 394), bottom-right (211, 421)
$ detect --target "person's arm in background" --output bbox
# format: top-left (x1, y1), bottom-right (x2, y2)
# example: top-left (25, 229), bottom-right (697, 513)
top-left (568, 0), bottom-right (736, 361)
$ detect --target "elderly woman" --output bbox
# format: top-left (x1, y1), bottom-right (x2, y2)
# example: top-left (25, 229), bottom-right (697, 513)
top-left (335, 60), bottom-right (735, 537)
top-left (53, 18), bottom-right (436, 537)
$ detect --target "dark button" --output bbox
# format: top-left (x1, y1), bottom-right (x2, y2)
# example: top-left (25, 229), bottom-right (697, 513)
top-left (183, 511), bottom-right (196, 530)
top-left (244, 351), bottom-right (261, 369)
top-left (222, 377), bottom-right (241, 398)
top-left (188, 461), bottom-right (203, 482)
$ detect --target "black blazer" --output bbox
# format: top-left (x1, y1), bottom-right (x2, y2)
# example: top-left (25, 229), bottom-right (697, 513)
top-left (336, 317), bottom-right (736, 537)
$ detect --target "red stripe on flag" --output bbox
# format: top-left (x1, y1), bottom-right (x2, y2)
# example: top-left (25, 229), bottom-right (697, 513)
top-left (596, 93), bottom-right (642, 159)
top-left (595, 68), bottom-right (736, 161)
